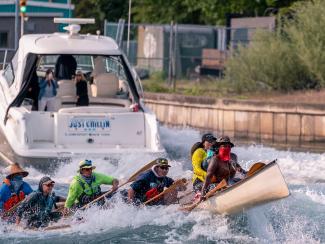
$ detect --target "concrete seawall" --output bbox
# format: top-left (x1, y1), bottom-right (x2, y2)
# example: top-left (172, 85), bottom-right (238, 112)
top-left (144, 93), bottom-right (325, 148)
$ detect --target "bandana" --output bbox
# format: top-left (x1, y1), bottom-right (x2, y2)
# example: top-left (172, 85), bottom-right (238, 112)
top-left (11, 175), bottom-right (24, 193)
top-left (218, 146), bottom-right (231, 161)
top-left (81, 175), bottom-right (93, 185)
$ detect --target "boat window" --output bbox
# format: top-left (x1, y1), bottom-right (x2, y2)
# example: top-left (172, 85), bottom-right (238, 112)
top-left (2, 62), bottom-right (14, 87)
top-left (36, 54), bottom-right (134, 100)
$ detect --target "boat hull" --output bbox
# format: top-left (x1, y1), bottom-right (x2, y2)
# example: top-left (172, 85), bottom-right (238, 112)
top-left (196, 161), bottom-right (290, 214)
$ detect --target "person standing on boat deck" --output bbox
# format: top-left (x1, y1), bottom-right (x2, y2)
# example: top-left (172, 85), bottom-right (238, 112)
top-left (0, 163), bottom-right (33, 220)
top-left (191, 133), bottom-right (217, 193)
top-left (55, 54), bottom-right (77, 80)
top-left (16, 176), bottom-right (65, 228)
top-left (63, 160), bottom-right (119, 211)
top-left (38, 68), bottom-right (59, 111)
top-left (127, 158), bottom-right (176, 205)
top-left (75, 71), bottom-right (89, 106)
top-left (200, 136), bottom-right (246, 201)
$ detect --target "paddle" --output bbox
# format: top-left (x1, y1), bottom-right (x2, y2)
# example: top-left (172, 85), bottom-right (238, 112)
top-left (43, 224), bottom-right (71, 231)
top-left (246, 162), bottom-right (267, 177)
top-left (4, 201), bottom-right (23, 216)
top-left (144, 178), bottom-right (187, 205)
top-left (0, 151), bottom-right (15, 165)
top-left (179, 179), bottom-right (227, 212)
top-left (80, 159), bottom-right (158, 210)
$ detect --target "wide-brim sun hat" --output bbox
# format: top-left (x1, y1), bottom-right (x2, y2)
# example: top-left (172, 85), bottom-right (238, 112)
top-left (78, 159), bottom-right (96, 172)
top-left (216, 136), bottom-right (235, 148)
top-left (5, 163), bottom-right (29, 179)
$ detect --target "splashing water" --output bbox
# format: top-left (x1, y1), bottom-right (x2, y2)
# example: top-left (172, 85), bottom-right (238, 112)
top-left (0, 126), bottom-right (324, 243)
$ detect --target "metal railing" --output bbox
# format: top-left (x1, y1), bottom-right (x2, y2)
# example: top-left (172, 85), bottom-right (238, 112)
top-left (103, 21), bottom-right (271, 81)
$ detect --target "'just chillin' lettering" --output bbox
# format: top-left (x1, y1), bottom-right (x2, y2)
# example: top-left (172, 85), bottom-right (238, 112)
top-left (69, 119), bottom-right (110, 130)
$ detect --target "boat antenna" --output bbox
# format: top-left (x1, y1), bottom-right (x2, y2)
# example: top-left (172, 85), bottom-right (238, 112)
top-left (54, 18), bottom-right (95, 36)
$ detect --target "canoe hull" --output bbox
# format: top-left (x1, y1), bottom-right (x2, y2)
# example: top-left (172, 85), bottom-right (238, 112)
top-left (196, 161), bottom-right (289, 214)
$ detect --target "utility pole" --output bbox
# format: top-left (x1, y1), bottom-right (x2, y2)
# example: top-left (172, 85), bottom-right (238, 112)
top-left (14, 0), bottom-right (19, 50)
top-left (68, 0), bottom-right (71, 18)
top-left (127, 0), bottom-right (132, 57)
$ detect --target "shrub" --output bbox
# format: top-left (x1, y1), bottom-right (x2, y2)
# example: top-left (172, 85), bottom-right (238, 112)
top-left (224, 0), bottom-right (324, 92)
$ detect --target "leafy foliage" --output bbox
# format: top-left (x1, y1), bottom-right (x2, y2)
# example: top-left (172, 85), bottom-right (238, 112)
top-left (72, 0), bottom-right (302, 32)
top-left (224, 0), bottom-right (324, 92)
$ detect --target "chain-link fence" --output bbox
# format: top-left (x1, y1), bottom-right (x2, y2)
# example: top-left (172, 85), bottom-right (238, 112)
top-left (104, 20), bottom-right (272, 81)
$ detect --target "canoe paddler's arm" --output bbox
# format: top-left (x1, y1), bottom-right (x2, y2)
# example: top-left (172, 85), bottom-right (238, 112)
top-left (64, 181), bottom-right (82, 208)
top-left (111, 179), bottom-right (119, 191)
top-left (95, 172), bottom-right (119, 191)
top-left (192, 149), bottom-right (207, 180)
top-left (200, 157), bottom-right (218, 199)
top-left (127, 188), bottom-right (135, 203)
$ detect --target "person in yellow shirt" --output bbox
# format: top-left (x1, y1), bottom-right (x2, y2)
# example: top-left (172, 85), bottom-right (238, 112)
top-left (191, 133), bottom-right (216, 193)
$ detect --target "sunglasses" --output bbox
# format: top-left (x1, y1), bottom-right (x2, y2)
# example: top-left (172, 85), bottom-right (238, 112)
top-left (160, 166), bottom-right (169, 170)
top-left (82, 168), bottom-right (93, 171)
top-left (44, 183), bottom-right (54, 188)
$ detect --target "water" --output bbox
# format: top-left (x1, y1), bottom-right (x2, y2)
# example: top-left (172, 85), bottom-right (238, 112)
top-left (0, 126), bottom-right (324, 243)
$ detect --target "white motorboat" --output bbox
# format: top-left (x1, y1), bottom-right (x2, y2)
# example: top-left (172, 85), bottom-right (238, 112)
top-left (193, 161), bottom-right (290, 214)
top-left (0, 18), bottom-right (163, 166)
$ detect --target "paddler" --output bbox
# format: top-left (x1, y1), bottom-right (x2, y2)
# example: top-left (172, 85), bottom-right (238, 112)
top-left (127, 158), bottom-right (177, 205)
top-left (191, 133), bottom-right (216, 193)
top-left (63, 159), bottom-right (119, 212)
top-left (0, 163), bottom-right (33, 221)
top-left (16, 176), bottom-right (65, 228)
top-left (200, 136), bottom-right (246, 201)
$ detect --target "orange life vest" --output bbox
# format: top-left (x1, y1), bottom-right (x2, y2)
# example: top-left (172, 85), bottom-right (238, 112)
top-left (3, 179), bottom-right (25, 212)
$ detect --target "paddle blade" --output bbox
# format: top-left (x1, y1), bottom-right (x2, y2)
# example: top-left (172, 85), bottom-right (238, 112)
top-left (247, 162), bottom-right (266, 177)
top-left (127, 159), bottom-right (157, 182)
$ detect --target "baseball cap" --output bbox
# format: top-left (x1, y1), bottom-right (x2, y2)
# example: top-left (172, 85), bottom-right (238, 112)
top-left (201, 133), bottom-right (217, 143)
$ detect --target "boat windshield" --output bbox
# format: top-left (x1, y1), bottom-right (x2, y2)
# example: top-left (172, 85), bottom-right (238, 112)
top-left (20, 54), bottom-right (139, 111)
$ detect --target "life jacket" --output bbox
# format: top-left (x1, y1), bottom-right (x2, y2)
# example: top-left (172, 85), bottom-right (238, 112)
top-left (3, 179), bottom-right (25, 212)
top-left (76, 175), bottom-right (102, 206)
top-left (144, 176), bottom-right (164, 202)
top-left (145, 187), bottom-right (159, 201)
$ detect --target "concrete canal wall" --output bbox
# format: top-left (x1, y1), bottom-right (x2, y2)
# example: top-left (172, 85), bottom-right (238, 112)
top-left (144, 93), bottom-right (325, 146)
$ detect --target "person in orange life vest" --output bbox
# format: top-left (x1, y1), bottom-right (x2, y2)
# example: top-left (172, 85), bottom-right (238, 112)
top-left (0, 163), bottom-right (33, 213)
top-left (200, 136), bottom-right (245, 201)
top-left (127, 158), bottom-right (175, 205)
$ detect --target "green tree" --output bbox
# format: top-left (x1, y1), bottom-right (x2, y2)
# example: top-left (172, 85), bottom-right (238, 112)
top-left (72, 0), bottom-right (128, 34)
top-left (132, 0), bottom-right (301, 25)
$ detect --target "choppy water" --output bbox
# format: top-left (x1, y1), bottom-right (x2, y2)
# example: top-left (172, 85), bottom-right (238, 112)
top-left (0, 126), bottom-right (324, 243)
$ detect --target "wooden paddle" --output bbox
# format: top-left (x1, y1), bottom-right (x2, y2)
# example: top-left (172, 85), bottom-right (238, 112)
top-left (44, 224), bottom-right (71, 231)
top-left (80, 159), bottom-right (158, 210)
top-left (179, 179), bottom-right (227, 212)
top-left (0, 151), bottom-right (15, 165)
top-left (143, 178), bottom-right (187, 205)
top-left (246, 162), bottom-right (266, 177)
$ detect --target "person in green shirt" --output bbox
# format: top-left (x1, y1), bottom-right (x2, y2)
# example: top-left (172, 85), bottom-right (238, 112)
top-left (64, 159), bottom-right (119, 211)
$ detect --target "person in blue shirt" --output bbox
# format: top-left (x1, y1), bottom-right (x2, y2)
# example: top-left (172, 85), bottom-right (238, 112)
top-left (38, 68), bottom-right (59, 111)
top-left (127, 158), bottom-right (175, 205)
top-left (0, 163), bottom-right (33, 215)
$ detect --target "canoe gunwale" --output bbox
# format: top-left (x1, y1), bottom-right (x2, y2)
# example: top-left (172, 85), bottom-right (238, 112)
top-left (213, 160), bottom-right (278, 197)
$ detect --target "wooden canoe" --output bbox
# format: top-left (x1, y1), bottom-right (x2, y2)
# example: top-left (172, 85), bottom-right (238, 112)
top-left (194, 161), bottom-right (290, 214)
